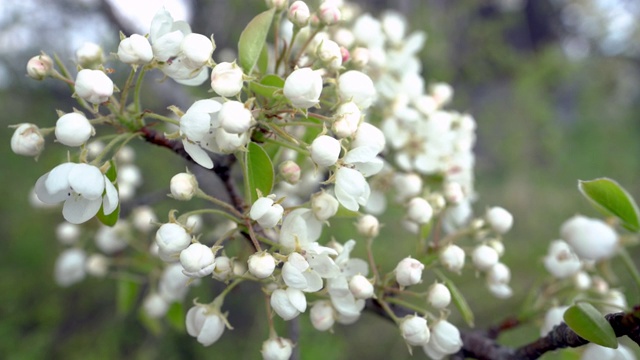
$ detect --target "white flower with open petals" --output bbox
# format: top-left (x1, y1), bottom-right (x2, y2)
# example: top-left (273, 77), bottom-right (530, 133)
top-left (35, 163), bottom-right (118, 224)
top-left (180, 99), bottom-right (223, 169)
top-left (75, 69), bottom-right (113, 104)
top-left (334, 167), bottom-right (370, 212)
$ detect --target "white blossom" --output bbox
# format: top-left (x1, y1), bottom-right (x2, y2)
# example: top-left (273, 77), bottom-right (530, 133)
top-left (357, 214), bottom-right (380, 238)
top-left (219, 100), bottom-right (253, 134)
top-left (155, 223), bottom-right (192, 261)
top-left (288, 1), bottom-right (310, 27)
top-left (261, 337), bottom-right (294, 360)
top-left (310, 300), bottom-right (335, 331)
top-left (422, 320), bottom-right (463, 359)
top-left (580, 343), bottom-right (637, 360)
top-left (180, 243), bottom-right (216, 278)
top-left (283, 68), bottom-right (323, 109)
top-left (543, 240), bottom-right (582, 278)
top-left (338, 70), bottom-right (376, 109)
top-left (349, 274), bottom-right (373, 299)
top-left (395, 257), bottom-right (424, 286)
top-left (95, 222), bottom-right (128, 254)
top-left (540, 306), bottom-right (569, 336)
top-left (143, 292), bottom-right (170, 318)
top-left (117, 34), bottom-right (153, 64)
top-left (210, 62), bottom-right (244, 97)
top-left (250, 195), bottom-right (285, 229)
top-left (170, 172), bottom-right (198, 200)
top-left (561, 215), bottom-right (618, 261)
top-left (248, 251), bottom-right (277, 279)
top-left (400, 315), bottom-right (430, 346)
top-left (428, 283), bottom-right (451, 309)
top-left (439, 245), bottom-right (465, 273)
top-left (486, 206), bottom-right (514, 234)
top-left (271, 288), bottom-right (307, 320)
top-left (186, 304), bottom-right (226, 346)
top-left (334, 167), bottom-right (370, 211)
top-left (74, 69), bottom-right (113, 104)
top-left (55, 113), bottom-right (94, 147)
top-left (472, 245), bottom-right (500, 271)
top-left (11, 123), bottom-right (44, 157)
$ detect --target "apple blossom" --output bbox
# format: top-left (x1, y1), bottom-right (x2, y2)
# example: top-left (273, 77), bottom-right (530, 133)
top-left (283, 68), bottom-right (323, 109)
top-left (395, 257), bottom-right (424, 287)
top-left (400, 315), bottom-right (430, 346)
top-left (334, 166), bottom-right (370, 211)
top-left (212, 256), bottom-right (233, 281)
top-left (143, 292), bottom-right (170, 318)
top-left (261, 337), bottom-right (294, 360)
top-left (318, 1), bottom-right (341, 25)
top-left (55, 112), bottom-right (94, 147)
top-left (348, 274), bottom-right (373, 299)
top-left (186, 304), bottom-right (227, 346)
top-left (422, 320), bottom-right (463, 359)
top-left (117, 34), bottom-right (153, 64)
top-left (580, 343), bottom-right (637, 360)
top-left (180, 243), bottom-right (216, 278)
top-left (210, 62), bottom-right (244, 97)
top-left (472, 245), bottom-right (500, 271)
top-left (34, 162), bottom-right (118, 224)
top-left (288, 1), bottom-right (310, 27)
top-left (279, 160), bottom-right (301, 184)
top-left (56, 222), bottom-right (81, 245)
top-left (248, 251), bottom-right (277, 279)
top-left (440, 245), bottom-right (465, 273)
top-left (311, 191), bottom-right (339, 221)
top-left (310, 300), bottom-right (335, 331)
top-left (560, 215), bottom-right (618, 261)
top-left (356, 214), bottom-right (380, 238)
top-left (250, 195), bottom-right (285, 228)
top-left (428, 283), bottom-right (452, 309)
top-left (540, 306), bottom-right (569, 336)
top-left (316, 39), bottom-right (342, 70)
top-left (75, 42), bottom-right (103, 68)
top-left (74, 69), bottom-right (113, 104)
top-left (332, 101), bottom-right (361, 138)
top-left (158, 263), bottom-right (193, 302)
top-left (85, 253), bottom-right (109, 277)
top-left (155, 222), bottom-right (192, 261)
top-left (310, 135), bottom-right (341, 167)
top-left (26, 54), bottom-right (53, 80)
top-left (11, 123), bottom-right (44, 157)
top-left (338, 70), bottom-right (376, 109)
top-left (219, 100), bottom-right (253, 134)
top-left (271, 288), bottom-right (307, 320)
top-left (406, 197), bottom-right (433, 224)
top-left (543, 240), bottom-right (581, 279)
top-left (131, 206), bottom-right (157, 233)
top-left (485, 206), bottom-right (514, 234)
top-left (95, 223), bottom-right (128, 254)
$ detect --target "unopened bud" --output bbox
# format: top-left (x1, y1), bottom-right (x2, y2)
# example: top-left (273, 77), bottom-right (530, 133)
top-left (318, 1), bottom-right (341, 25)
top-left (427, 283), bottom-right (451, 309)
top-left (311, 191), bottom-right (339, 221)
top-left (288, 1), bottom-right (310, 27)
top-left (349, 274), bottom-right (374, 299)
top-left (279, 160), bottom-right (301, 185)
top-left (170, 172), bottom-right (198, 200)
top-left (395, 257), bottom-right (424, 287)
top-left (26, 54), bottom-right (53, 80)
top-left (357, 214), bottom-right (380, 238)
top-left (440, 245), bottom-right (465, 273)
top-left (248, 251), bottom-right (277, 278)
top-left (11, 123), bottom-right (44, 157)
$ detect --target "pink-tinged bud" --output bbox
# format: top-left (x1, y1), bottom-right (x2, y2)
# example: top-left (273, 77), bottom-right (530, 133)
top-left (261, 337), bottom-right (294, 360)
top-left (288, 1), bottom-right (310, 27)
top-left (400, 315), bottom-right (430, 346)
top-left (11, 123), bottom-right (44, 157)
top-left (279, 160), bottom-right (301, 185)
top-left (340, 46), bottom-right (350, 64)
top-left (210, 62), bottom-right (244, 97)
top-left (318, 1), bottom-right (341, 25)
top-left (55, 112), bottom-right (94, 147)
top-left (316, 39), bottom-right (342, 70)
top-left (74, 69), bottom-right (113, 104)
top-left (395, 257), bottom-right (424, 287)
top-left (26, 54), bottom-right (53, 80)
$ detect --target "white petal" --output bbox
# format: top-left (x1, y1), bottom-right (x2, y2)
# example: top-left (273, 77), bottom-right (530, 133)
top-left (302, 271), bottom-right (323, 292)
top-left (250, 197), bottom-right (275, 220)
top-left (187, 99), bottom-right (222, 115)
top-left (286, 288), bottom-right (307, 313)
top-left (344, 146), bottom-right (379, 164)
top-left (102, 176), bottom-right (119, 215)
top-left (307, 254), bottom-right (341, 278)
top-left (45, 163), bottom-right (75, 195)
top-left (354, 157), bottom-right (384, 177)
top-left (68, 164), bottom-right (105, 200)
top-left (35, 172), bottom-right (67, 204)
top-left (335, 184), bottom-right (358, 212)
top-left (63, 196), bottom-right (102, 224)
top-left (180, 111), bottom-right (212, 142)
top-left (183, 140), bottom-right (213, 169)
top-left (150, 8), bottom-right (174, 43)
top-left (282, 262), bottom-right (308, 289)
top-left (331, 293), bottom-right (362, 317)
top-left (198, 315), bottom-right (225, 346)
top-left (176, 67), bottom-right (209, 86)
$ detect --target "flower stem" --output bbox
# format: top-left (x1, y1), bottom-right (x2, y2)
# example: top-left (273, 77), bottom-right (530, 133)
top-left (144, 112), bottom-right (180, 126)
top-left (91, 131), bottom-right (141, 166)
top-left (195, 189), bottom-right (244, 220)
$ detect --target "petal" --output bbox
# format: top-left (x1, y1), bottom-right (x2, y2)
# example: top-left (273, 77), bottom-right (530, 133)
top-left (150, 8), bottom-right (174, 43)
top-left (102, 176), bottom-right (119, 215)
top-left (63, 196), bottom-right (102, 224)
top-left (302, 271), bottom-right (323, 292)
top-left (180, 111), bottom-right (211, 142)
top-left (185, 306), bottom-right (202, 337)
top-left (35, 172), bottom-right (67, 204)
top-left (344, 146), bottom-right (379, 164)
top-left (354, 157), bottom-right (384, 177)
top-left (68, 164), bottom-right (105, 200)
top-left (176, 67), bottom-right (209, 86)
top-left (286, 288), bottom-right (307, 313)
top-left (183, 140), bottom-right (213, 169)
top-left (307, 254), bottom-right (341, 278)
top-left (249, 197), bottom-right (275, 220)
top-left (335, 184), bottom-right (358, 212)
top-left (45, 163), bottom-right (75, 195)
top-left (186, 99), bottom-right (222, 116)
top-left (282, 262), bottom-right (308, 289)
top-left (198, 315), bottom-right (224, 346)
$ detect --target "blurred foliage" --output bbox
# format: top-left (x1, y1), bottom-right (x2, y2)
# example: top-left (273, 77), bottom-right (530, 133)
top-left (1, 0), bottom-right (640, 359)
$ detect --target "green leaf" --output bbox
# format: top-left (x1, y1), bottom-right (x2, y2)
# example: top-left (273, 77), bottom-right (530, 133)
top-left (249, 75), bottom-right (285, 99)
top-left (246, 142), bottom-right (275, 203)
top-left (563, 302), bottom-right (618, 348)
top-left (97, 160), bottom-right (120, 226)
top-left (257, 43), bottom-right (269, 74)
top-left (261, 74), bottom-right (285, 88)
top-left (436, 270), bottom-right (474, 327)
top-left (578, 178), bottom-right (640, 232)
top-left (166, 302), bottom-right (185, 331)
top-left (117, 278), bottom-right (140, 316)
top-left (238, 8), bottom-right (275, 74)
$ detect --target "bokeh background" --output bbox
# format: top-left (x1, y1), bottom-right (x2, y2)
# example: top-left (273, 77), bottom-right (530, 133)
top-left (1, 0), bottom-right (639, 359)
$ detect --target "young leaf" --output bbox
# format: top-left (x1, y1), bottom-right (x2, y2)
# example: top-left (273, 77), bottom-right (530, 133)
top-left (257, 43), bottom-right (269, 74)
top-left (246, 141), bottom-right (275, 203)
top-left (238, 8), bottom-right (275, 74)
top-left (97, 160), bottom-right (120, 226)
top-left (563, 302), bottom-right (618, 348)
top-left (435, 270), bottom-right (474, 327)
top-left (117, 278), bottom-right (140, 316)
top-left (578, 178), bottom-right (640, 232)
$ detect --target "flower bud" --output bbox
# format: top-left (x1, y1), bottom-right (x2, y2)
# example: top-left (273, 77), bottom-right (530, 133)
top-left (95, 223), bottom-right (128, 254)
top-left (186, 305), bottom-right (226, 346)
top-left (11, 123), bottom-right (44, 157)
top-left (540, 306), bottom-right (569, 336)
top-left (283, 68), bottom-right (323, 109)
top-left (261, 337), bottom-right (294, 360)
top-left (85, 253), bottom-right (109, 277)
top-left (250, 195), bottom-right (285, 228)
top-left (573, 271), bottom-right (592, 290)
top-left (288, 1), bottom-right (310, 27)
top-left (430, 82), bottom-right (454, 107)
top-left (349, 274), bottom-right (374, 299)
top-left (472, 244), bottom-right (499, 271)
top-left (560, 215), bottom-right (618, 261)
top-left (219, 100), bottom-right (253, 134)
top-left (271, 288), bottom-right (306, 321)
top-left (443, 182), bottom-right (464, 204)
top-left (279, 160), bottom-right (301, 185)
top-left (76, 42), bottom-right (103, 68)
top-left (143, 292), bottom-right (169, 318)
top-left (543, 240), bottom-right (581, 279)
top-left (117, 34), bottom-right (153, 64)
top-left (601, 289), bottom-right (627, 314)
top-left (155, 223), bottom-right (192, 261)
top-left (316, 39), bottom-right (342, 70)
top-left (26, 54), bottom-right (53, 80)
top-left (393, 173), bottom-right (423, 201)
top-left (338, 70), bottom-right (376, 109)
top-left (54, 248), bottom-right (87, 287)
top-left (422, 320), bottom-right (463, 359)
top-left (74, 69), bottom-right (113, 104)
top-left (181, 33), bottom-right (214, 69)
top-left (400, 315), bottom-right (430, 346)
top-left (357, 214), bottom-right (380, 238)
top-left (55, 112), bottom-right (94, 147)
top-left (266, 0), bottom-right (288, 10)
top-left (248, 251), bottom-right (277, 278)
top-left (351, 47), bottom-right (370, 68)
top-left (406, 197), bottom-right (433, 224)
top-left (310, 135), bottom-right (341, 167)
top-left (56, 222), bottom-right (81, 245)
top-left (487, 262), bottom-right (511, 285)
top-left (332, 101), bottom-right (361, 138)
top-left (310, 300), bottom-right (335, 331)
top-left (210, 62), bottom-right (244, 97)
top-left (352, 122), bottom-right (385, 154)
top-left (440, 245), bottom-right (465, 273)
top-left (311, 191), bottom-right (339, 221)
top-left (159, 264), bottom-right (191, 302)
top-left (131, 206), bottom-right (157, 233)
top-left (212, 256), bottom-right (233, 281)
top-left (427, 283), bottom-right (451, 309)
top-left (170, 172), bottom-right (198, 200)
top-left (180, 243), bottom-right (216, 278)
top-left (395, 257), bottom-right (424, 287)
top-left (486, 206), bottom-right (513, 234)
top-left (318, 1), bottom-right (341, 25)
